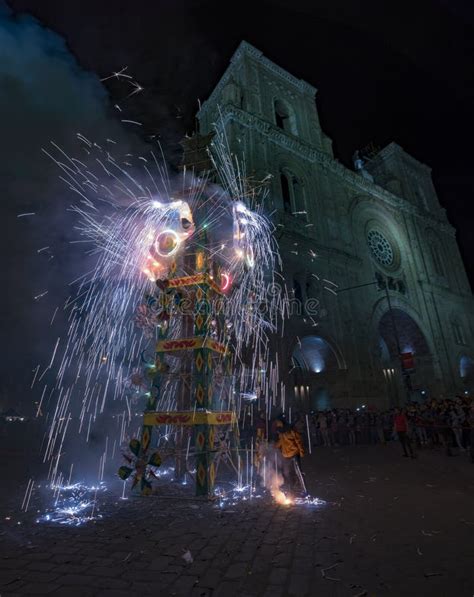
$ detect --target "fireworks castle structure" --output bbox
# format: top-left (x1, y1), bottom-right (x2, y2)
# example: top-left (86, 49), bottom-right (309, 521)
top-left (122, 225), bottom-right (237, 497)
top-left (43, 104), bottom-right (287, 499)
top-left (190, 41), bottom-right (474, 408)
top-left (112, 157), bottom-right (281, 497)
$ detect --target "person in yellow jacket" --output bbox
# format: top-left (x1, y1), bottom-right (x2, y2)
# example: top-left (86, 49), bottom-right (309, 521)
top-left (275, 422), bottom-right (305, 492)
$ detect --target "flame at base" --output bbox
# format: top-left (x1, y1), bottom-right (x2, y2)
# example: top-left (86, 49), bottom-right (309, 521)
top-left (272, 487), bottom-right (293, 506)
top-left (268, 470), bottom-right (293, 506)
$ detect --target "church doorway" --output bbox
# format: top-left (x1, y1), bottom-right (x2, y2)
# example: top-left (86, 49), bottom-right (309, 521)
top-left (291, 335), bottom-right (343, 409)
top-left (460, 355), bottom-right (474, 392)
top-left (377, 308), bottom-right (434, 403)
top-left (292, 335), bottom-right (342, 373)
top-left (311, 387), bottom-right (331, 411)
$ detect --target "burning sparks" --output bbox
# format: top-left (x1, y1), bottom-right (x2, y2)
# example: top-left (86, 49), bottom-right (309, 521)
top-left (267, 470), bottom-right (293, 506)
top-left (35, 117), bottom-right (286, 503)
top-left (38, 482), bottom-right (107, 526)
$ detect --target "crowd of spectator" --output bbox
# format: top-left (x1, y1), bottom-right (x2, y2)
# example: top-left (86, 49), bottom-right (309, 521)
top-left (242, 395), bottom-right (474, 462)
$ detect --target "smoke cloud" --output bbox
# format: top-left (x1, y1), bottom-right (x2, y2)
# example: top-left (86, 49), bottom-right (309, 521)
top-left (0, 3), bottom-right (144, 411)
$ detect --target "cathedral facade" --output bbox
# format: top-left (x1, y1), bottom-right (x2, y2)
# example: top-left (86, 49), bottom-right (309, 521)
top-left (196, 41), bottom-right (473, 409)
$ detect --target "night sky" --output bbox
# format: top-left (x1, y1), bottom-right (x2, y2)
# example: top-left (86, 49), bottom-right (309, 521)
top-left (1, 0), bottom-right (473, 407)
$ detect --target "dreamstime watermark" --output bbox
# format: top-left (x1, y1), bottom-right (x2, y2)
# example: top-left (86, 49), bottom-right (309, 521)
top-left (144, 282), bottom-right (328, 320)
top-left (263, 282), bottom-right (324, 318)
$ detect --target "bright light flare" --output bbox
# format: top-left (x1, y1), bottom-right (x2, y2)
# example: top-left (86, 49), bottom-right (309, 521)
top-left (272, 488), bottom-right (293, 506)
top-left (266, 469), bottom-right (293, 505)
top-left (38, 482), bottom-right (106, 526)
top-left (154, 229), bottom-right (181, 257)
top-left (220, 272), bottom-right (231, 291)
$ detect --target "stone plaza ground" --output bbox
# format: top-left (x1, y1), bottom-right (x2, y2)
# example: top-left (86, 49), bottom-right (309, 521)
top-left (1, 442), bottom-right (473, 596)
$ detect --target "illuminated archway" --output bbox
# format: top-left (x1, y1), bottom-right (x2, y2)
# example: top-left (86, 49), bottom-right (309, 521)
top-left (378, 308), bottom-right (430, 358)
top-left (460, 354), bottom-right (474, 383)
top-left (376, 308), bottom-right (436, 401)
top-left (292, 335), bottom-right (343, 374)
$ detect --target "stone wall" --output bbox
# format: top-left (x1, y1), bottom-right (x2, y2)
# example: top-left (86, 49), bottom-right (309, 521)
top-left (196, 41), bottom-right (474, 407)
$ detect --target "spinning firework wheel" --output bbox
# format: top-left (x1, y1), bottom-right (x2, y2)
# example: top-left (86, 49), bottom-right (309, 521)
top-left (118, 437), bottom-right (162, 495)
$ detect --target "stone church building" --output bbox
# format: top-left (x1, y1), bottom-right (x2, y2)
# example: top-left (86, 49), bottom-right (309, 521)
top-left (194, 41), bottom-right (473, 409)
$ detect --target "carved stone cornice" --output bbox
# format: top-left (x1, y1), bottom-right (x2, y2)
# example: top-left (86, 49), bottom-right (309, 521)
top-left (214, 106), bottom-right (455, 237)
top-left (372, 142), bottom-right (432, 175)
top-left (231, 41), bottom-right (317, 96)
top-left (198, 41), bottom-right (317, 122)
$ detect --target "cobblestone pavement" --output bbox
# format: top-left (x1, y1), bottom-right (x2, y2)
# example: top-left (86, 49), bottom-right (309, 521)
top-left (1, 443), bottom-right (473, 596)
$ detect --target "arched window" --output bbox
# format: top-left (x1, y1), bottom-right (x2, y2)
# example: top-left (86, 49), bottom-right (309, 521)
top-left (280, 172), bottom-right (292, 213)
top-left (274, 99), bottom-right (297, 135)
top-left (430, 242), bottom-right (445, 277)
top-left (280, 170), bottom-right (306, 218)
top-left (292, 178), bottom-right (306, 217)
top-left (452, 320), bottom-right (466, 345)
top-left (275, 102), bottom-right (287, 129)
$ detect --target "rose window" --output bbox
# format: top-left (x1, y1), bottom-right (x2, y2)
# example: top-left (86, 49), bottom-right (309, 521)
top-left (367, 230), bottom-right (394, 266)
